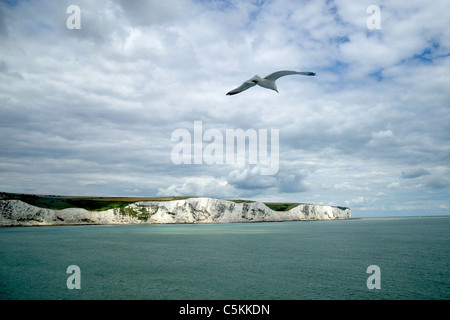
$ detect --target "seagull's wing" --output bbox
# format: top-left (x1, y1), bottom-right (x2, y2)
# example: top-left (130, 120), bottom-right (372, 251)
top-left (264, 70), bottom-right (316, 81)
top-left (226, 80), bottom-right (257, 95)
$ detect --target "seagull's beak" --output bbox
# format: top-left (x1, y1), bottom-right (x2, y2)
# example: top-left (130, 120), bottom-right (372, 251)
top-left (276, 90), bottom-right (279, 93)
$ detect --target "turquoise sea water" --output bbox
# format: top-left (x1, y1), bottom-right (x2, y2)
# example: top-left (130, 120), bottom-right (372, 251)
top-left (0, 217), bottom-right (449, 300)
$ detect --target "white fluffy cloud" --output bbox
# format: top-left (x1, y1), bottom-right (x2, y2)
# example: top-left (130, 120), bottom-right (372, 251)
top-left (0, 0), bottom-right (448, 217)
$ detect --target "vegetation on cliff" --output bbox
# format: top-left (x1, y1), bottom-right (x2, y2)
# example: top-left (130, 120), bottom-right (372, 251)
top-left (0, 192), bottom-right (349, 213)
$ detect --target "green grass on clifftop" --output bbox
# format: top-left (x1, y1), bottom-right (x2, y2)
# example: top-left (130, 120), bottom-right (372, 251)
top-left (0, 192), bottom-right (348, 212)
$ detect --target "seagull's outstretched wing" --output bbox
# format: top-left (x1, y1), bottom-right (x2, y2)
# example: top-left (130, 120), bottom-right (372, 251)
top-left (264, 70), bottom-right (316, 81)
top-left (226, 80), bottom-right (257, 95)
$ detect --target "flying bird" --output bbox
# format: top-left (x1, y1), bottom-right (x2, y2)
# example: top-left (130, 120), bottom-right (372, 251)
top-left (226, 70), bottom-right (316, 95)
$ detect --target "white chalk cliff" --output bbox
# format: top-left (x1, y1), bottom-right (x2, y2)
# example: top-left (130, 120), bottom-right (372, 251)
top-left (0, 198), bottom-right (351, 227)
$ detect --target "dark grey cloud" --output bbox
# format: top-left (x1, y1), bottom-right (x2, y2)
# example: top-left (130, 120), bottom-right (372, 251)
top-left (117, 0), bottom-right (190, 27)
top-left (401, 168), bottom-right (431, 179)
top-left (425, 176), bottom-right (449, 190)
top-left (0, 60), bottom-right (23, 79)
top-left (277, 172), bottom-right (308, 193)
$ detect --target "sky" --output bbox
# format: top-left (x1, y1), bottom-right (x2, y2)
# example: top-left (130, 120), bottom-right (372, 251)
top-left (0, 0), bottom-right (449, 217)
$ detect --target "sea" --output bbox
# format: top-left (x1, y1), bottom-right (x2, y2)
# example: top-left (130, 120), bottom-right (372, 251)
top-left (0, 216), bottom-right (449, 300)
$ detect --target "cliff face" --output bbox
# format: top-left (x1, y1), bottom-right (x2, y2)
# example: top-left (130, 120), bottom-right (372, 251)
top-left (0, 198), bottom-right (351, 226)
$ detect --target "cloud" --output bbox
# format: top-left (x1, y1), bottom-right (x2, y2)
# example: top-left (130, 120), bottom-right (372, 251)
top-left (276, 172), bottom-right (308, 193)
top-left (118, 0), bottom-right (190, 27)
top-left (372, 130), bottom-right (394, 139)
top-left (401, 168), bottom-right (430, 179)
top-left (426, 176), bottom-right (449, 190)
top-left (157, 176), bottom-right (236, 198)
top-left (226, 166), bottom-right (308, 193)
top-left (0, 60), bottom-right (23, 79)
top-left (227, 166), bottom-right (276, 190)
top-left (367, 130), bottom-right (395, 148)
top-left (387, 182), bottom-right (401, 189)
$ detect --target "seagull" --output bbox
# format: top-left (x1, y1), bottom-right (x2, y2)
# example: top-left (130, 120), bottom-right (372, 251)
top-left (226, 70), bottom-right (316, 95)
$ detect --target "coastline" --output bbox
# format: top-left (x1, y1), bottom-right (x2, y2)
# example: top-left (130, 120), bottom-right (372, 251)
top-left (0, 195), bottom-right (351, 227)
